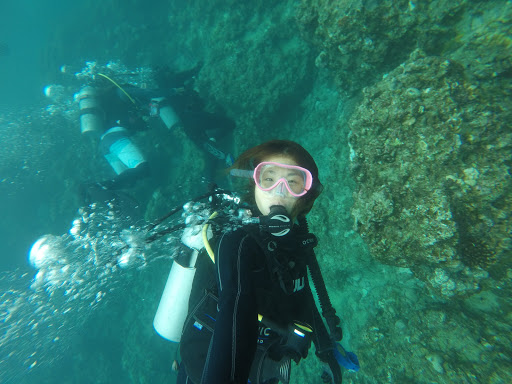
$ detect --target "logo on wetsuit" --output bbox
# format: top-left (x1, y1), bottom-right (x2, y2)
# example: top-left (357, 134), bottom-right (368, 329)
top-left (258, 326), bottom-right (272, 344)
top-left (302, 237), bottom-right (315, 246)
top-left (293, 277), bottom-right (305, 292)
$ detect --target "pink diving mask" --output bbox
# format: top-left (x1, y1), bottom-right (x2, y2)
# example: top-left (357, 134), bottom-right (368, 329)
top-left (252, 162), bottom-right (313, 197)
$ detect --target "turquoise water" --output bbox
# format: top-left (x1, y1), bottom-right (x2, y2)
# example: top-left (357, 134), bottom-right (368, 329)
top-left (1, 1), bottom-right (511, 383)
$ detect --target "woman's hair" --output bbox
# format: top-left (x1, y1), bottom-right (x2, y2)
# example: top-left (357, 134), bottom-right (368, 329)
top-left (232, 140), bottom-right (323, 218)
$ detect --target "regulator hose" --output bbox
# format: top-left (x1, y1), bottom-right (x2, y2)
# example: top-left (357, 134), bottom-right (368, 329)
top-left (298, 216), bottom-right (342, 341)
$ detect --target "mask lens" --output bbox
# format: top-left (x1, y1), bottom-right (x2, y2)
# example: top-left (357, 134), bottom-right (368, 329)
top-left (256, 163), bottom-right (309, 196)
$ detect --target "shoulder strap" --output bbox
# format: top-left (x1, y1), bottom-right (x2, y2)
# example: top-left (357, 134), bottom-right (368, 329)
top-left (297, 217), bottom-right (343, 342)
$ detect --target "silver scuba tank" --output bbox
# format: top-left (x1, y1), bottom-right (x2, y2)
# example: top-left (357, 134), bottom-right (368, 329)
top-left (153, 251), bottom-right (198, 342)
top-left (76, 86), bottom-right (103, 135)
top-left (150, 97), bottom-right (180, 130)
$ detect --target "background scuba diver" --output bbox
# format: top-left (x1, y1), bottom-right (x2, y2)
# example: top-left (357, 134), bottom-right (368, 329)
top-left (78, 64), bottom-right (235, 201)
top-left (169, 140), bottom-right (349, 384)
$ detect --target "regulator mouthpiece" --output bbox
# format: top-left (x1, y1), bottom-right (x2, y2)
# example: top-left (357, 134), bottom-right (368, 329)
top-left (259, 205), bottom-right (293, 236)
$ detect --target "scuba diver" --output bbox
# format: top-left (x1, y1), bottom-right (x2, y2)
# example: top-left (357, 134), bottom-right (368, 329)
top-left (76, 63), bottom-right (235, 195)
top-left (152, 140), bottom-right (359, 383)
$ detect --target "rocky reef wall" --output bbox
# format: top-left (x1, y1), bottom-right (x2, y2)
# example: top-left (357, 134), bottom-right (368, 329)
top-left (348, 48), bottom-right (511, 298)
top-left (295, 0), bottom-right (511, 94)
top-left (164, 0), bottom-right (316, 147)
top-left (345, 49), bottom-right (511, 383)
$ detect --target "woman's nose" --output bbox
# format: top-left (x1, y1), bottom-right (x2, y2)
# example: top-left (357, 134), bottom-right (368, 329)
top-left (274, 181), bottom-right (287, 196)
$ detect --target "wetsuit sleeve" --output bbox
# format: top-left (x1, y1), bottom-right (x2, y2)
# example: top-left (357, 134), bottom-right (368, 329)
top-left (201, 231), bottom-right (259, 384)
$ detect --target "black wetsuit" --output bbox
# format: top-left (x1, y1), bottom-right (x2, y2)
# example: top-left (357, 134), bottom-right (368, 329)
top-left (179, 226), bottom-right (334, 384)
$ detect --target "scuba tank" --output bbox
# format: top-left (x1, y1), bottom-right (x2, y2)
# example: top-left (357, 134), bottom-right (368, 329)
top-left (100, 127), bottom-right (147, 175)
top-left (153, 251), bottom-right (198, 342)
top-left (150, 192), bottom-right (226, 343)
top-left (76, 86), bottom-right (104, 136)
top-left (150, 97), bottom-right (180, 130)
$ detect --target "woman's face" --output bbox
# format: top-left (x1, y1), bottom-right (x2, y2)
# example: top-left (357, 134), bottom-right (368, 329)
top-left (254, 155), bottom-right (302, 216)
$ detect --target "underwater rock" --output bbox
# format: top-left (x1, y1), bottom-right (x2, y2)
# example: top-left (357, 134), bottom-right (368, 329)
top-left (165, 0), bottom-right (315, 145)
top-left (295, 0), bottom-right (470, 94)
top-left (348, 49), bottom-right (511, 298)
top-left (448, 1), bottom-right (512, 81)
top-left (295, 0), bottom-right (511, 95)
top-left (426, 353), bottom-right (445, 374)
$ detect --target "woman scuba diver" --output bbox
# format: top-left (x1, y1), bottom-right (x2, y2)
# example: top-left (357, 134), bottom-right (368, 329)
top-left (158, 140), bottom-right (349, 383)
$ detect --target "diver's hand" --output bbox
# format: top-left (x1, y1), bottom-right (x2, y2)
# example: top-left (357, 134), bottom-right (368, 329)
top-left (181, 225), bottom-right (205, 251)
top-left (181, 223), bottom-right (213, 251)
top-left (318, 350), bottom-right (342, 384)
top-left (181, 202), bottom-right (213, 251)
top-left (323, 308), bottom-right (343, 341)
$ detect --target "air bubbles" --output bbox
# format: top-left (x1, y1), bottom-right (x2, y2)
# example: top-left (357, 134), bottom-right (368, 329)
top-left (117, 247), bottom-right (143, 269)
top-left (185, 214), bottom-right (201, 226)
top-left (28, 240), bottom-right (49, 270)
top-left (2, 201), bottom-right (190, 381)
top-left (69, 219), bottom-right (83, 238)
top-left (94, 291), bottom-right (105, 303)
top-left (28, 235), bottom-right (64, 269)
